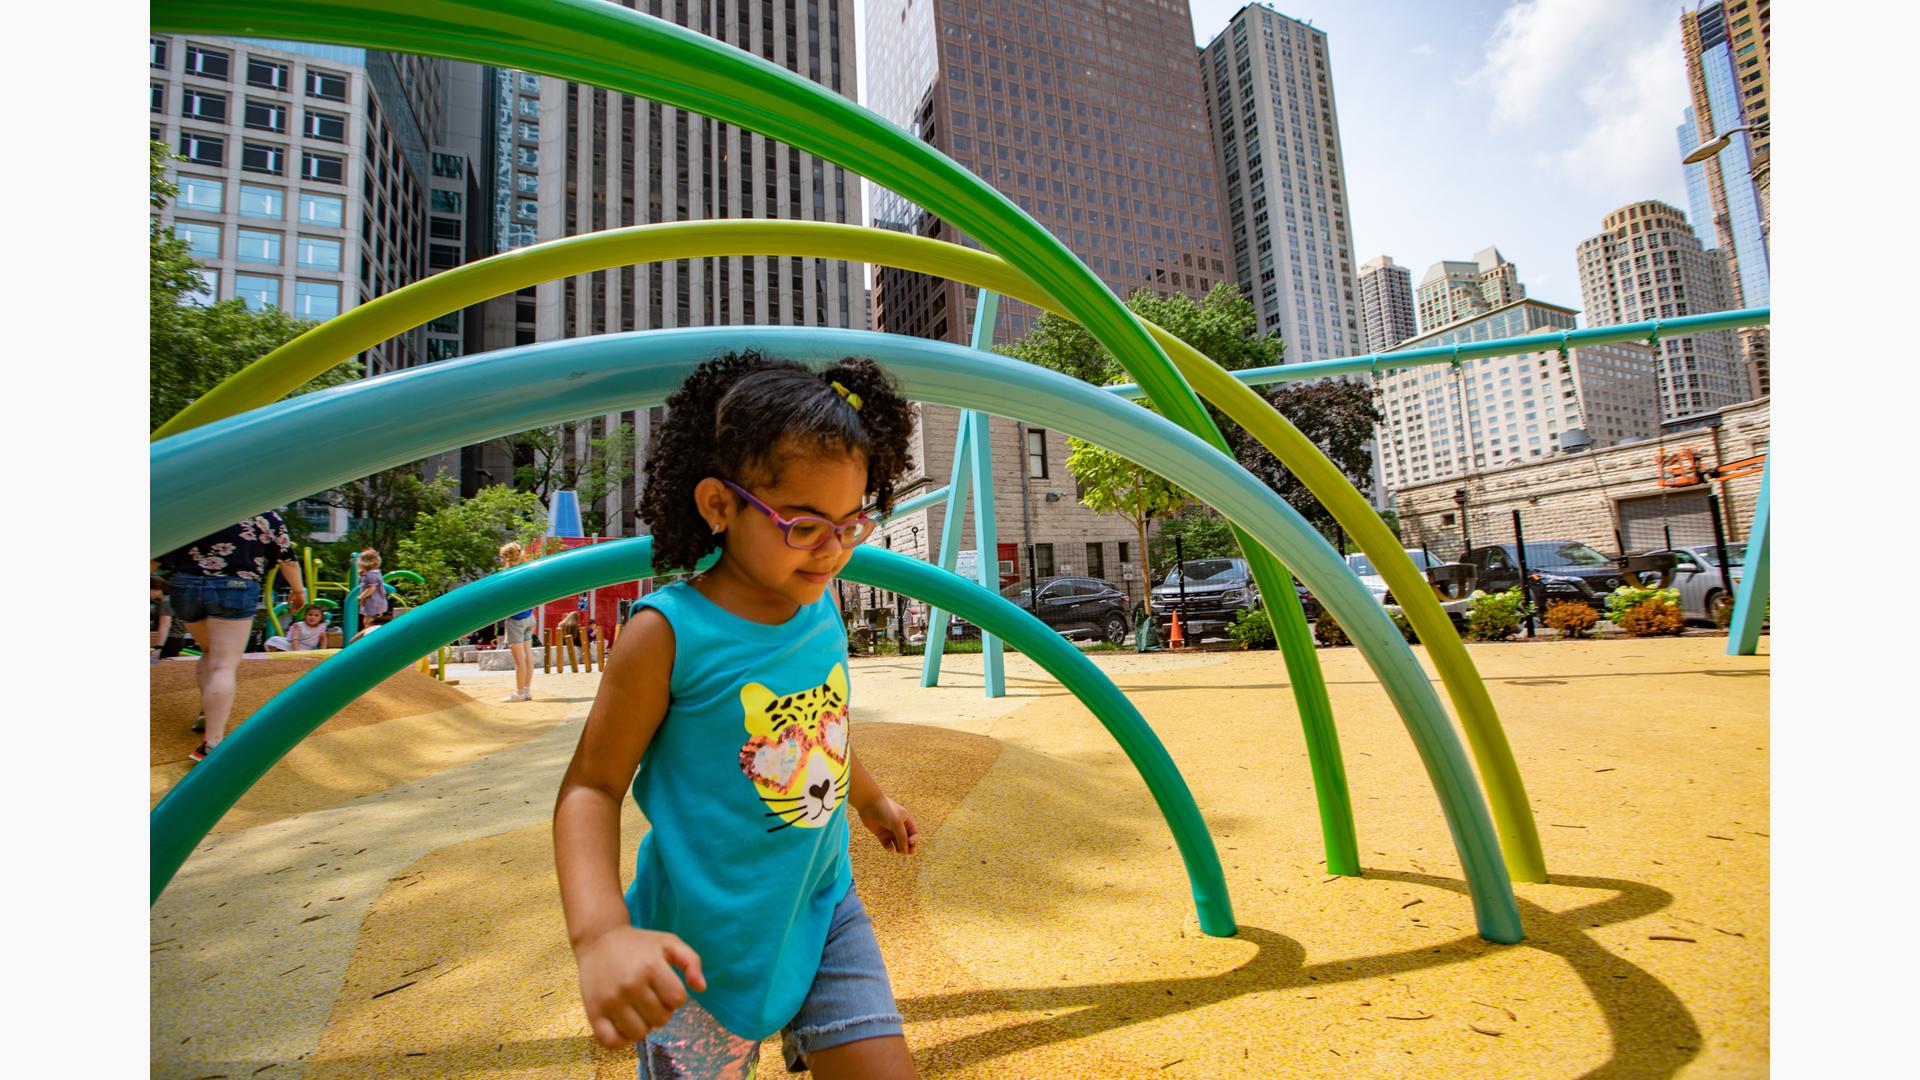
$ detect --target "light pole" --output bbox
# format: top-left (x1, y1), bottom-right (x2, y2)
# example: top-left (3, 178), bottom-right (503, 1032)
top-left (1682, 122), bottom-right (1769, 239)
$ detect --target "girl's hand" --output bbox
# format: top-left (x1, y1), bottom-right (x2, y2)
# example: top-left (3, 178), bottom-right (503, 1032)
top-left (573, 925), bottom-right (707, 1047)
top-left (856, 796), bottom-right (920, 856)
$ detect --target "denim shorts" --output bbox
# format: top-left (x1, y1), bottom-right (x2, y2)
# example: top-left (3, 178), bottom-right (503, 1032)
top-left (505, 614), bottom-right (536, 644)
top-left (169, 574), bottom-right (262, 623)
top-left (638, 885), bottom-right (903, 1078)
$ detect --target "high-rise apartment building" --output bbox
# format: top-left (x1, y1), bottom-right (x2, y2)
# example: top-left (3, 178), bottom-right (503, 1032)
top-left (1680, 0), bottom-right (1768, 397)
top-left (1375, 299), bottom-right (1659, 491)
top-left (1357, 255), bottom-right (1416, 354)
top-left (535, 0), bottom-right (866, 538)
top-left (1415, 247), bottom-right (1525, 334)
top-left (1198, 4), bottom-right (1360, 362)
top-left (1577, 200), bottom-right (1745, 420)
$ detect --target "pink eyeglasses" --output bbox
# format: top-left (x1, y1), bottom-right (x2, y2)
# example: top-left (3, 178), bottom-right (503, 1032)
top-left (720, 479), bottom-right (879, 550)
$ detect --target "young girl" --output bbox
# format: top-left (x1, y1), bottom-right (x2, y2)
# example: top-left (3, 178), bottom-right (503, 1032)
top-left (356, 550), bottom-right (388, 630)
top-left (497, 541), bottom-right (537, 702)
top-left (286, 604), bottom-right (330, 651)
top-left (555, 353), bottom-right (922, 1079)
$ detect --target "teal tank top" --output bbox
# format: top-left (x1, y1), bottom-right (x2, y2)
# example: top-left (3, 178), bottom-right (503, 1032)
top-left (623, 581), bottom-right (854, 1039)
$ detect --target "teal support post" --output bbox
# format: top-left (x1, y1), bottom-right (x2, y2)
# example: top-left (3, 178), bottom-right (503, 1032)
top-left (1727, 457), bottom-right (1770, 656)
top-left (920, 417), bottom-right (974, 686)
top-left (964, 291), bottom-right (1007, 698)
top-left (888, 485), bottom-right (950, 519)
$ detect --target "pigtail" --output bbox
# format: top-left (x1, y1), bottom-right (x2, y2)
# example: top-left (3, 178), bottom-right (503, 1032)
top-left (817, 358), bottom-right (917, 515)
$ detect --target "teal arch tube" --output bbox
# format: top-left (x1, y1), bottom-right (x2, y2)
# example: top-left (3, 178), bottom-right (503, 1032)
top-left (150, 328), bottom-right (1523, 943)
top-left (152, 539), bottom-right (1237, 938)
top-left (1726, 457), bottom-right (1771, 656)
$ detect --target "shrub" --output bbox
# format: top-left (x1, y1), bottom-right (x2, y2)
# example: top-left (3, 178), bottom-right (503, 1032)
top-left (1387, 607), bottom-right (1418, 644)
top-left (1465, 587), bottom-right (1532, 642)
top-left (1605, 584), bottom-right (1680, 625)
top-left (1616, 597), bottom-right (1687, 637)
top-left (1228, 605), bottom-right (1277, 650)
top-left (1542, 600), bottom-right (1600, 639)
top-left (1313, 609), bottom-right (1350, 647)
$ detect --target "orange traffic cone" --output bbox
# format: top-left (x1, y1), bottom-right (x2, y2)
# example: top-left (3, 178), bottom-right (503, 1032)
top-left (1168, 611), bottom-right (1186, 649)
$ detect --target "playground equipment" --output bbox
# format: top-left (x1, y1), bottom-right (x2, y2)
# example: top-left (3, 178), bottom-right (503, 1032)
top-left (151, 0), bottom-right (1773, 949)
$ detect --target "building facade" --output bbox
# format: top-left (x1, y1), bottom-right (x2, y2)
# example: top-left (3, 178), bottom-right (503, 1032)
top-left (865, 0), bottom-right (1228, 613)
top-left (1680, 0), bottom-right (1769, 397)
top-left (1414, 247), bottom-right (1525, 334)
top-left (1375, 298), bottom-right (1660, 492)
top-left (1577, 200), bottom-right (1745, 421)
top-left (1356, 255), bottom-right (1416, 354)
top-left (1199, 4), bottom-right (1361, 361)
top-left (533, 0), bottom-right (867, 538)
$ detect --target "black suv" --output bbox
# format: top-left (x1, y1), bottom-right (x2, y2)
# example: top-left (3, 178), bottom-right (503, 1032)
top-left (1149, 557), bottom-right (1262, 641)
top-left (1462, 540), bottom-right (1626, 611)
top-left (949, 575), bottom-right (1133, 644)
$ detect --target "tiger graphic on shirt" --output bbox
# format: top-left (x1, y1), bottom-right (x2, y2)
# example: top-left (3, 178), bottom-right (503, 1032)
top-left (737, 663), bottom-right (851, 832)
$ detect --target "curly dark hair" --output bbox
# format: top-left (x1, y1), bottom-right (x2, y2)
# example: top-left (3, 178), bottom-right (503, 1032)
top-left (639, 351), bottom-right (917, 571)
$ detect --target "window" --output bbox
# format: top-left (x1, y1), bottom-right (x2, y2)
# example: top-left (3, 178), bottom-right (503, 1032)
top-left (237, 229), bottom-right (282, 265)
top-left (518, 96), bottom-right (540, 118)
top-left (305, 110), bottom-right (346, 142)
top-left (306, 69), bottom-right (348, 101)
top-left (151, 82), bottom-right (165, 113)
top-left (302, 151), bottom-right (344, 183)
top-left (296, 235), bottom-right (341, 271)
top-left (518, 122), bottom-right (540, 142)
top-left (1034, 543), bottom-right (1056, 578)
top-left (241, 142), bottom-right (284, 175)
top-left (517, 147), bottom-right (539, 167)
top-left (177, 175), bottom-right (223, 212)
top-left (234, 273), bottom-right (279, 311)
top-left (179, 131), bottom-right (224, 166)
top-left (1118, 541), bottom-right (1130, 567)
top-left (182, 88), bottom-right (227, 121)
top-left (244, 99), bottom-right (286, 132)
top-left (519, 72), bottom-right (540, 92)
top-left (429, 189), bottom-right (462, 214)
top-left (151, 38), bottom-right (168, 68)
top-left (516, 171), bottom-right (539, 194)
top-left (246, 57), bottom-right (289, 90)
top-left (1085, 543), bottom-right (1105, 580)
top-left (298, 192), bottom-right (344, 227)
top-left (182, 269), bottom-right (218, 306)
top-left (184, 45), bottom-right (230, 80)
top-left (431, 152), bottom-right (464, 179)
top-left (173, 221), bottom-right (220, 259)
top-left (293, 280), bottom-right (340, 320)
top-left (238, 184), bottom-right (283, 220)
top-left (516, 199), bottom-right (537, 220)
top-left (429, 217), bottom-right (462, 240)
top-left (1026, 428), bottom-right (1048, 478)
top-left (429, 243), bottom-right (461, 270)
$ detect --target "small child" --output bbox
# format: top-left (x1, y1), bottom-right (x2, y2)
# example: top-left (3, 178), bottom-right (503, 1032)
top-left (554, 352), bottom-right (922, 1079)
top-left (356, 550), bottom-right (388, 628)
top-left (286, 605), bottom-right (329, 651)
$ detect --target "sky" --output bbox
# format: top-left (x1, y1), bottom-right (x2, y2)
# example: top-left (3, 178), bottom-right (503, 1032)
top-left (855, 0), bottom-right (1698, 322)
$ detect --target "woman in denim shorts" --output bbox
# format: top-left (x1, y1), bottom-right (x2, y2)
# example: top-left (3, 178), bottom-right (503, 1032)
top-left (497, 541), bottom-right (537, 702)
top-left (155, 512), bottom-right (307, 762)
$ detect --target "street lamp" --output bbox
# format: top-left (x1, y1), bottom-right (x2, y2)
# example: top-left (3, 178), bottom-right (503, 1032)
top-left (1681, 122), bottom-right (1764, 166)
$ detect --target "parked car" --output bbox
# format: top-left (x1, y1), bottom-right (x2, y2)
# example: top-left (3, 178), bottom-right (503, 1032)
top-left (1645, 544), bottom-right (1745, 624)
top-left (1347, 549), bottom-right (1473, 621)
top-left (1150, 557), bottom-right (1262, 641)
top-left (949, 575), bottom-right (1133, 644)
top-left (1462, 540), bottom-right (1627, 611)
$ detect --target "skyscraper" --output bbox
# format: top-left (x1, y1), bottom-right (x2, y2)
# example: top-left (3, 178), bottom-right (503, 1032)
top-left (1415, 247), bottom-right (1525, 334)
top-left (1198, 4), bottom-right (1361, 362)
top-left (864, 0), bottom-right (1227, 609)
top-left (1577, 200), bottom-right (1745, 420)
top-left (534, 0), bottom-right (866, 536)
top-left (1356, 255), bottom-right (1415, 354)
top-left (1680, 0), bottom-right (1768, 396)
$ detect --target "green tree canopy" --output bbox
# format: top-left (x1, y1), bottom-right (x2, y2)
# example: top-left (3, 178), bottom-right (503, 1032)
top-left (396, 485), bottom-right (548, 593)
top-left (507, 421), bottom-right (637, 535)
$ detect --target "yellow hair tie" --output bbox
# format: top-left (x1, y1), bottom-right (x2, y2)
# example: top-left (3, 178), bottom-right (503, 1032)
top-left (830, 381), bottom-right (864, 411)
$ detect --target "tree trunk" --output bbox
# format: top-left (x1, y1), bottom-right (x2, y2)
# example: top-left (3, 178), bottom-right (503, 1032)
top-left (1136, 515), bottom-right (1154, 617)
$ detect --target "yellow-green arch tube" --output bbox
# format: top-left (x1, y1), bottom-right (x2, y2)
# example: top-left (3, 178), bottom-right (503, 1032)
top-left (156, 220), bottom-right (1544, 882)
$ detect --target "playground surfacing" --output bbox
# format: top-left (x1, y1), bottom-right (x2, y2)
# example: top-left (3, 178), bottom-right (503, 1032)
top-left (151, 638), bottom-right (1767, 1078)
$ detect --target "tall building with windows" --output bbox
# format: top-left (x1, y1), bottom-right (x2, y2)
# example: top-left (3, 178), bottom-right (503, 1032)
top-left (1679, 0), bottom-right (1769, 397)
top-left (534, 0), bottom-right (866, 538)
top-left (864, 0), bottom-right (1226, 610)
top-left (1577, 200), bottom-right (1745, 421)
top-left (1199, 4), bottom-right (1361, 362)
top-left (1357, 255), bottom-right (1415, 353)
top-left (1415, 247), bottom-right (1525, 334)
top-left (1374, 299), bottom-right (1659, 491)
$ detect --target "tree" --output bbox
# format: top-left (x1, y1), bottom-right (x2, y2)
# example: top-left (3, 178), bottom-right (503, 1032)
top-left (1228, 378), bottom-right (1384, 537)
top-left (1063, 437), bottom-right (1190, 616)
top-left (1151, 504), bottom-right (1239, 572)
top-left (396, 485), bottom-right (548, 593)
top-left (509, 421), bottom-right (637, 534)
top-left (150, 141), bottom-right (360, 432)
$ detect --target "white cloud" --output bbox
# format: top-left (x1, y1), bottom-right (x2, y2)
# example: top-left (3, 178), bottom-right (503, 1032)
top-left (1476, 0), bottom-right (1646, 127)
top-left (1411, 42), bottom-right (1436, 56)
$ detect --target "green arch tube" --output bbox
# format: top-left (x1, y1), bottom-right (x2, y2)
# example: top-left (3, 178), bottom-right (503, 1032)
top-left (149, 220), bottom-right (1536, 880)
top-left (152, 539), bottom-right (1238, 938)
top-left (150, 329), bottom-right (1523, 943)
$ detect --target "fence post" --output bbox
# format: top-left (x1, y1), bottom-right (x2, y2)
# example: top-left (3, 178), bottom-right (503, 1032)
top-left (1512, 509), bottom-right (1536, 637)
top-left (1707, 490), bottom-right (1733, 625)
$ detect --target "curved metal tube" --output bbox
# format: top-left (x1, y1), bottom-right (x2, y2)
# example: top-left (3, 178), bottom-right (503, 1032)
top-left (150, 329), bottom-right (1523, 942)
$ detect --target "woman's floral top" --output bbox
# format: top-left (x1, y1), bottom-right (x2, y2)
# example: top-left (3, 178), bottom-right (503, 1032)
top-left (158, 513), bottom-right (294, 582)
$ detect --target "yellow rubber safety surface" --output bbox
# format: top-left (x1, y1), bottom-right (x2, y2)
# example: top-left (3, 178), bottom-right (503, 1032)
top-left (152, 640), bottom-right (1767, 1078)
